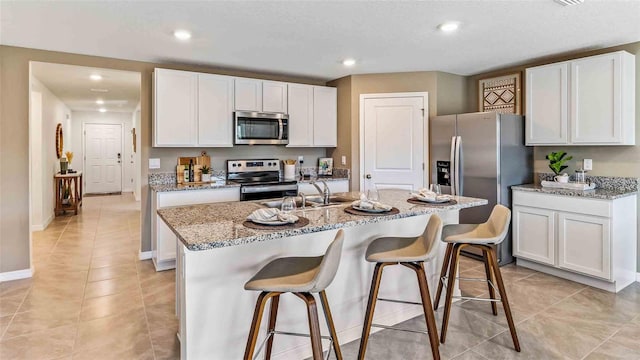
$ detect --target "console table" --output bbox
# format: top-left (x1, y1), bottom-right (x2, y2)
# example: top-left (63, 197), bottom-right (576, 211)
top-left (54, 172), bottom-right (82, 216)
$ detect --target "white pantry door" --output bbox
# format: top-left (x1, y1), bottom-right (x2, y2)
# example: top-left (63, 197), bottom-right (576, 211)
top-left (85, 124), bottom-right (122, 194)
top-left (362, 94), bottom-right (427, 192)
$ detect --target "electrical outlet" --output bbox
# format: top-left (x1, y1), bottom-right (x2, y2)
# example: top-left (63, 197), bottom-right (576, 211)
top-left (148, 158), bottom-right (160, 169)
top-left (298, 156), bottom-right (304, 164)
top-left (341, 156), bottom-right (347, 165)
top-left (583, 159), bottom-right (593, 171)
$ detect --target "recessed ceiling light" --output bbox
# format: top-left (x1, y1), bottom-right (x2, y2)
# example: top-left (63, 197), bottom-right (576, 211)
top-left (174, 29), bottom-right (192, 41)
top-left (342, 58), bottom-right (356, 67)
top-left (554, 0), bottom-right (584, 5)
top-left (90, 74), bottom-right (102, 81)
top-left (96, 99), bottom-right (104, 105)
top-left (438, 21), bottom-right (460, 33)
top-left (90, 88), bottom-right (109, 93)
top-left (98, 108), bottom-right (107, 113)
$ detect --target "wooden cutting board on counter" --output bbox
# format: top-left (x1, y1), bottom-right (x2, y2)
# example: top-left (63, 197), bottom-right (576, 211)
top-left (177, 155), bottom-right (211, 184)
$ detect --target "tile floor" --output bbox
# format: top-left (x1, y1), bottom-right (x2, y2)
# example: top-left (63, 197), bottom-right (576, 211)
top-left (1, 194), bottom-right (639, 359)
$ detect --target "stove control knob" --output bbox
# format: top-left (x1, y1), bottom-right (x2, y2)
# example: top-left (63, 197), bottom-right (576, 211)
top-left (232, 164), bottom-right (236, 167)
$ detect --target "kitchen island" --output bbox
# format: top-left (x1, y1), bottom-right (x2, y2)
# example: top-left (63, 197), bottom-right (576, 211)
top-left (158, 189), bottom-right (487, 359)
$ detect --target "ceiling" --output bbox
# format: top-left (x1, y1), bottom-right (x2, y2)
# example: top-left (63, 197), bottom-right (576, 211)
top-left (31, 62), bottom-right (140, 113)
top-left (3, 1), bottom-right (640, 81)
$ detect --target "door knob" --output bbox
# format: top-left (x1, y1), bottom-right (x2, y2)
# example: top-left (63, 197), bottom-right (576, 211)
top-left (365, 174), bottom-right (372, 179)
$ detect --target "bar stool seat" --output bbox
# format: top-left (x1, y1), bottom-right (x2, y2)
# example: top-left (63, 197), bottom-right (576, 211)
top-left (433, 205), bottom-right (521, 352)
top-left (243, 230), bottom-right (345, 360)
top-left (358, 215), bottom-right (443, 360)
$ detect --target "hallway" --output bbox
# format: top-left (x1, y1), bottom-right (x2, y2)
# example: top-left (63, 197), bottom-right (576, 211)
top-left (0, 194), bottom-right (178, 359)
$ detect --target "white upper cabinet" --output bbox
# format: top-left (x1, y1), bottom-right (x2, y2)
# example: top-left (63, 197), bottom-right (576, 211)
top-left (287, 84), bottom-right (314, 146)
top-left (154, 69), bottom-right (198, 147)
top-left (262, 81), bottom-right (288, 113)
top-left (198, 74), bottom-right (234, 147)
top-left (234, 78), bottom-right (263, 112)
top-left (234, 79), bottom-right (288, 113)
top-left (525, 51), bottom-right (635, 146)
top-left (525, 63), bottom-right (568, 145)
top-left (287, 85), bottom-right (337, 147)
top-left (312, 86), bottom-right (337, 147)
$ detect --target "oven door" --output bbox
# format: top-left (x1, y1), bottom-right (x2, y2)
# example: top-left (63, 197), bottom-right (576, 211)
top-left (240, 184), bottom-right (298, 201)
top-left (235, 112), bottom-right (289, 145)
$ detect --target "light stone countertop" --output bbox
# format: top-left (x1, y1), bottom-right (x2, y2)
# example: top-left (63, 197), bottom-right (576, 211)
top-left (150, 175), bottom-right (350, 192)
top-left (157, 189), bottom-right (488, 251)
top-left (512, 184), bottom-right (637, 200)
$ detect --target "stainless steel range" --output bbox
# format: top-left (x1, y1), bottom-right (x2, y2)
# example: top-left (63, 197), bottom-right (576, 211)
top-left (227, 159), bottom-right (298, 201)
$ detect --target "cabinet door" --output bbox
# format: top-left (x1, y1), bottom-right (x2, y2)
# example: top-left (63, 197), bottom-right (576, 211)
top-left (287, 84), bottom-right (313, 146)
top-left (262, 81), bottom-right (288, 113)
top-left (198, 74), bottom-right (234, 147)
top-left (512, 206), bottom-right (556, 265)
top-left (157, 216), bottom-right (177, 262)
top-left (525, 63), bottom-right (568, 145)
top-left (234, 78), bottom-right (262, 111)
top-left (558, 212), bottom-right (611, 280)
top-left (570, 53), bottom-right (622, 144)
top-left (154, 69), bottom-right (197, 147)
top-left (313, 86), bottom-right (337, 147)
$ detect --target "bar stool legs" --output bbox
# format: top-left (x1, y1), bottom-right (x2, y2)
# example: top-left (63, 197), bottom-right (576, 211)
top-left (358, 262), bottom-right (440, 360)
top-left (244, 291), bottom-right (343, 360)
top-left (435, 244), bottom-right (521, 352)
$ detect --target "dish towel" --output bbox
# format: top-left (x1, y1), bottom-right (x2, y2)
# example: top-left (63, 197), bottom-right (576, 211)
top-left (247, 208), bottom-right (299, 223)
top-left (411, 188), bottom-right (451, 202)
top-left (351, 193), bottom-right (393, 211)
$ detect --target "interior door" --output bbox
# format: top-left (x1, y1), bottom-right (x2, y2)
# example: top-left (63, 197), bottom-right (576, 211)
top-left (362, 95), bottom-right (426, 192)
top-left (85, 123), bottom-right (122, 194)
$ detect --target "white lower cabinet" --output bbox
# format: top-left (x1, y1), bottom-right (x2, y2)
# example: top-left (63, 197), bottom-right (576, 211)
top-left (152, 187), bottom-right (240, 271)
top-left (512, 190), bottom-right (636, 292)
top-left (297, 180), bottom-right (349, 195)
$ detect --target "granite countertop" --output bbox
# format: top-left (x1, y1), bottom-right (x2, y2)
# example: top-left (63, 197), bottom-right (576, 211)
top-left (157, 189), bottom-right (487, 251)
top-left (512, 184), bottom-right (638, 200)
top-left (150, 180), bottom-right (240, 192)
top-left (297, 175), bottom-right (349, 183)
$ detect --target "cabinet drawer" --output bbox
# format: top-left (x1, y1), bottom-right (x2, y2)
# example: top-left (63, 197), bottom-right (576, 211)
top-left (513, 191), bottom-right (611, 218)
top-left (157, 188), bottom-right (240, 208)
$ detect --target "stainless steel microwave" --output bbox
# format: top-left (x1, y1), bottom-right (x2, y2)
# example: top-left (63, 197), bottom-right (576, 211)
top-left (234, 111), bottom-right (289, 145)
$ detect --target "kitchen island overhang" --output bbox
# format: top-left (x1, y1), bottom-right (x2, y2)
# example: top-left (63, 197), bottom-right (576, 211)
top-left (158, 190), bottom-right (488, 359)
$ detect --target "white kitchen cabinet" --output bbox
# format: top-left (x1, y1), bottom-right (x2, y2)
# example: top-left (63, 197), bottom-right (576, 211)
top-left (513, 206), bottom-right (555, 266)
top-left (234, 78), bottom-right (288, 113)
top-left (512, 190), bottom-right (636, 292)
top-left (287, 85), bottom-right (337, 147)
top-left (198, 74), bottom-right (234, 147)
top-left (298, 180), bottom-right (349, 195)
top-left (152, 187), bottom-right (240, 271)
top-left (525, 63), bottom-right (568, 145)
top-left (313, 86), bottom-right (338, 147)
top-left (154, 69), bottom-right (198, 147)
top-left (525, 50), bottom-right (635, 146)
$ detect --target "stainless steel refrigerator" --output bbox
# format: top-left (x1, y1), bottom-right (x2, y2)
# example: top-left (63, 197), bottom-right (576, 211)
top-left (430, 112), bottom-right (533, 265)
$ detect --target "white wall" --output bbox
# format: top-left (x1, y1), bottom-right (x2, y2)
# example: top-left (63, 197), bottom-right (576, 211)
top-left (30, 78), bottom-right (71, 230)
top-left (132, 103), bottom-right (141, 201)
top-left (71, 111), bottom-right (135, 193)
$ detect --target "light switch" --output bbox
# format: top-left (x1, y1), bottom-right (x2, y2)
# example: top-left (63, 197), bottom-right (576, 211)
top-left (341, 156), bottom-right (347, 165)
top-left (298, 156), bottom-right (304, 164)
top-left (583, 159), bottom-right (593, 171)
top-left (149, 158), bottom-right (161, 169)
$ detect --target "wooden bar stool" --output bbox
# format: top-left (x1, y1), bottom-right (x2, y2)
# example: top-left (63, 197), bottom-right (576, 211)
top-left (358, 215), bottom-right (443, 360)
top-left (433, 204), bottom-right (521, 352)
top-left (243, 230), bottom-right (344, 360)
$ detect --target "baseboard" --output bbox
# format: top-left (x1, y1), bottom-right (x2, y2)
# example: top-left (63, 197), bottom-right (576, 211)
top-left (139, 251), bottom-right (152, 260)
top-left (637, 272), bottom-right (640, 282)
top-left (0, 268), bottom-right (33, 282)
top-left (31, 213), bottom-right (53, 232)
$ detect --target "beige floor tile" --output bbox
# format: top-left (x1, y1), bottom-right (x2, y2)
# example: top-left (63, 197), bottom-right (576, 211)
top-left (0, 324), bottom-right (76, 360)
top-left (145, 302), bottom-right (178, 330)
top-left (0, 314), bottom-right (13, 338)
top-left (19, 290), bottom-right (84, 314)
top-left (141, 281), bottom-right (176, 307)
top-left (0, 278), bottom-right (32, 298)
top-left (80, 289), bottom-right (143, 321)
top-left (496, 263), bottom-right (537, 283)
top-left (73, 308), bottom-right (153, 360)
top-left (584, 339), bottom-right (640, 360)
top-left (458, 255), bottom-right (484, 271)
top-left (0, 295), bottom-right (26, 317)
top-left (87, 263), bottom-right (137, 282)
top-left (149, 325), bottom-right (180, 360)
top-left (458, 269), bottom-right (492, 298)
top-left (83, 276), bottom-right (139, 299)
top-left (452, 350), bottom-right (490, 360)
top-left (4, 306), bottom-right (80, 338)
top-left (609, 322), bottom-right (640, 352)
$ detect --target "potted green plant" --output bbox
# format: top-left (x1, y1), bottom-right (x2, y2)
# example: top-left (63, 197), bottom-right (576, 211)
top-left (201, 165), bottom-right (211, 182)
top-left (546, 151), bottom-right (573, 181)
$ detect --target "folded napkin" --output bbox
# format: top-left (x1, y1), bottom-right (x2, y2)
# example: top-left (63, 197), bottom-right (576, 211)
top-left (247, 208), bottom-right (299, 223)
top-left (351, 193), bottom-right (393, 211)
top-left (411, 188), bottom-right (451, 202)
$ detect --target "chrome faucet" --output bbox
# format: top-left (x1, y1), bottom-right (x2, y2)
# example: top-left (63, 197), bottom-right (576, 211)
top-left (298, 191), bottom-right (307, 209)
top-left (311, 180), bottom-right (331, 205)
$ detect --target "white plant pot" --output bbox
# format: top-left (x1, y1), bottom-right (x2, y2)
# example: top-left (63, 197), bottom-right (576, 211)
top-left (202, 174), bottom-right (212, 182)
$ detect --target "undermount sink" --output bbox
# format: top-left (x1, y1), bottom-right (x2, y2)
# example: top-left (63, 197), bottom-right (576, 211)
top-left (260, 195), bottom-right (356, 209)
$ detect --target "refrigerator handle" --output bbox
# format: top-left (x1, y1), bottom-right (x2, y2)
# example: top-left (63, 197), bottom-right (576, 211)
top-left (449, 136), bottom-right (457, 196)
top-left (454, 136), bottom-right (462, 196)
